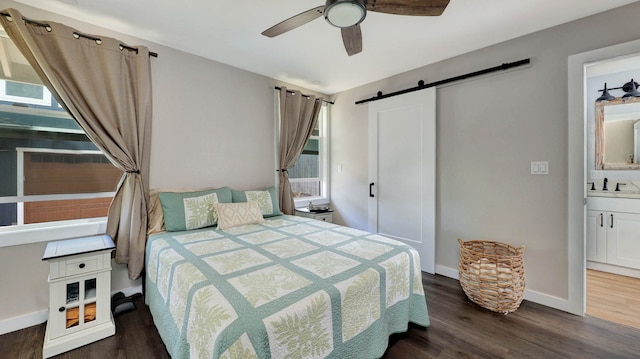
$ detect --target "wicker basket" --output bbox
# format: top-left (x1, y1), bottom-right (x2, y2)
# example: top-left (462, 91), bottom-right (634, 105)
top-left (458, 238), bottom-right (526, 314)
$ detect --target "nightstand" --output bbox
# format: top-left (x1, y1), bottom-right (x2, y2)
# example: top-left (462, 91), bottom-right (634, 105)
top-left (42, 234), bottom-right (116, 358)
top-left (295, 207), bottom-right (333, 223)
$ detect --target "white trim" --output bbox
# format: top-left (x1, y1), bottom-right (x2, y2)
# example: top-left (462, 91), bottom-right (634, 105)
top-left (0, 192), bottom-right (115, 205)
top-left (116, 285), bottom-right (143, 298)
top-left (16, 147), bottom-right (105, 155)
top-left (524, 290), bottom-right (570, 312)
top-left (435, 264), bottom-right (459, 279)
top-left (274, 90), bottom-right (280, 189)
top-left (0, 309), bottom-right (49, 336)
top-left (0, 101), bottom-right (70, 119)
top-left (435, 265), bottom-right (570, 312)
top-left (292, 103), bottom-right (331, 207)
top-left (0, 217), bottom-right (108, 247)
top-left (0, 285), bottom-right (142, 335)
top-left (587, 260), bottom-right (640, 279)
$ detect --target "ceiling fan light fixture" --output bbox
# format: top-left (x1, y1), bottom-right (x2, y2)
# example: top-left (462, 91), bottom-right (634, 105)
top-left (325, 0), bottom-right (366, 28)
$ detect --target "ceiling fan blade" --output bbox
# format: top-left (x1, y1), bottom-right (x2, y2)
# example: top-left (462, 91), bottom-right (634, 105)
top-left (261, 6), bottom-right (325, 37)
top-left (367, 0), bottom-right (450, 16)
top-left (341, 25), bottom-right (362, 56)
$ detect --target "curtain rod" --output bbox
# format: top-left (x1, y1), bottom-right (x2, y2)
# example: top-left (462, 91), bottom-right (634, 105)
top-left (275, 86), bottom-right (335, 105)
top-left (355, 58), bottom-right (531, 105)
top-left (0, 11), bottom-right (158, 57)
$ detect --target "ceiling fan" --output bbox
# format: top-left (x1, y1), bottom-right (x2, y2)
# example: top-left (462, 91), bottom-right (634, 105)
top-left (261, 0), bottom-right (450, 56)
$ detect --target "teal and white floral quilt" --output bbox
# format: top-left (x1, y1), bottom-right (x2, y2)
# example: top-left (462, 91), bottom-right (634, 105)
top-left (145, 215), bottom-right (429, 359)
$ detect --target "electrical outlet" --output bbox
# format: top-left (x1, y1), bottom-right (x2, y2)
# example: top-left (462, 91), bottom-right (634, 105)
top-left (531, 161), bottom-right (549, 175)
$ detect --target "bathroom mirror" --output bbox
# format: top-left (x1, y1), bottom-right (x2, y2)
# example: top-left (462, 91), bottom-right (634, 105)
top-left (595, 97), bottom-right (640, 169)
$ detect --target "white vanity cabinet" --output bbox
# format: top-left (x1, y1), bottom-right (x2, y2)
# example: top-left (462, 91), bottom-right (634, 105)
top-left (606, 212), bottom-right (640, 269)
top-left (587, 197), bottom-right (640, 270)
top-left (586, 210), bottom-right (607, 263)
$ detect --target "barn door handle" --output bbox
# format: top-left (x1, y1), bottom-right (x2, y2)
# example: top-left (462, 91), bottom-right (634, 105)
top-left (369, 182), bottom-right (375, 197)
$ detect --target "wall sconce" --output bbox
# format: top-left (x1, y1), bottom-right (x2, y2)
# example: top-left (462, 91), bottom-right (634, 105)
top-left (596, 82), bottom-right (615, 102)
top-left (622, 78), bottom-right (640, 98)
top-left (596, 78), bottom-right (640, 101)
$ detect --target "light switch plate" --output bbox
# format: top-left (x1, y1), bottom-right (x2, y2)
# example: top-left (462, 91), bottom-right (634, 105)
top-left (531, 161), bottom-right (549, 175)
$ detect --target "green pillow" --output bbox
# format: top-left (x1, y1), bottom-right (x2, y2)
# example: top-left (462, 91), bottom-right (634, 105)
top-left (231, 186), bottom-right (282, 217)
top-left (158, 187), bottom-right (232, 231)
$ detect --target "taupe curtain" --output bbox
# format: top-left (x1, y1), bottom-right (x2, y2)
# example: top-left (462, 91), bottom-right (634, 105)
top-left (278, 87), bottom-right (323, 214)
top-left (1, 8), bottom-right (152, 280)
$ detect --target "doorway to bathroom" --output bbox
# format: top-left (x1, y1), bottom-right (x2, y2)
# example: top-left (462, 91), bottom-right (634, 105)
top-left (581, 49), bottom-right (640, 331)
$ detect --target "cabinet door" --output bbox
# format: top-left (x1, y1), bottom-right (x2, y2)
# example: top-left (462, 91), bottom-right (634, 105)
top-left (50, 277), bottom-right (99, 339)
top-left (607, 212), bottom-right (640, 269)
top-left (586, 210), bottom-right (607, 262)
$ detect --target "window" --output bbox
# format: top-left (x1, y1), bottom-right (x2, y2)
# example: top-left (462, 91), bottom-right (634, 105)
top-left (287, 104), bottom-right (330, 206)
top-left (0, 89), bottom-right (121, 229)
top-left (0, 34), bottom-right (120, 245)
top-left (0, 79), bottom-right (52, 106)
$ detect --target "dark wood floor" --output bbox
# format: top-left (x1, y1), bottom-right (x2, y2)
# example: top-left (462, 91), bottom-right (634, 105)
top-left (2, 273), bottom-right (640, 359)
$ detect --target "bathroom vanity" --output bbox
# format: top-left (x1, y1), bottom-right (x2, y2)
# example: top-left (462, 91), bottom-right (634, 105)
top-left (587, 192), bottom-right (640, 277)
top-left (587, 93), bottom-right (640, 277)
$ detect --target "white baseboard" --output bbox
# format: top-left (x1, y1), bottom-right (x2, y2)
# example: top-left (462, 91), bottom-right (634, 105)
top-left (587, 261), bottom-right (640, 279)
top-left (523, 289), bottom-right (570, 312)
top-left (0, 309), bottom-right (49, 336)
top-left (435, 264), bottom-right (459, 279)
top-left (0, 284), bottom-right (142, 336)
top-left (434, 265), bottom-right (571, 314)
top-left (115, 285), bottom-right (143, 298)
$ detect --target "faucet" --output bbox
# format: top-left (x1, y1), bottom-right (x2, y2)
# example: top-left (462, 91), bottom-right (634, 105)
top-left (603, 177), bottom-right (608, 191)
top-left (615, 182), bottom-right (626, 192)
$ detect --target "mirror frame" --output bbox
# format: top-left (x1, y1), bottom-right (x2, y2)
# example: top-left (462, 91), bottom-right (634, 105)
top-left (595, 96), bottom-right (640, 170)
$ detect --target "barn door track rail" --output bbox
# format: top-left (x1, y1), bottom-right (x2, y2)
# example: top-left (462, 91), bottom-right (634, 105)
top-left (355, 58), bottom-right (531, 105)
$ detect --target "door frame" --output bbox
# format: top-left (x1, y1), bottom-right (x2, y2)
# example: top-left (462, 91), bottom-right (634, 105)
top-left (568, 38), bottom-right (640, 316)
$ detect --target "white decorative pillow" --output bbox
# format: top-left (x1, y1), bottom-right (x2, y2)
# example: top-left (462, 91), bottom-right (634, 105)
top-left (184, 192), bottom-right (219, 230)
top-left (231, 186), bottom-right (282, 217)
top-left (215, 202), bottom-right (266, 230)
top-left (246, 190), bottom-right (274, 215)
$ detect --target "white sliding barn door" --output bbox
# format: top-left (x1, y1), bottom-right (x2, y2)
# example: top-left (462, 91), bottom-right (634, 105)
top-left (368, 88), bottom-right (436, 273)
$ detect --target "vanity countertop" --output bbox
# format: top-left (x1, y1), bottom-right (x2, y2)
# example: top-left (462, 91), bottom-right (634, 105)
top-left (587, 191), bottom-right (640, 199)
top-left (587, 180), bottom-right (640, 199)
top-left (587, 195), bottom-right (640, 212)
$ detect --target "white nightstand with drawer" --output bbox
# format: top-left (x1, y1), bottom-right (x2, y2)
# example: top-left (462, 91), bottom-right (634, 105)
top-left (42, 234), bottom-right (116, 358)
top-left (295, 208), bottom-right (333, 223)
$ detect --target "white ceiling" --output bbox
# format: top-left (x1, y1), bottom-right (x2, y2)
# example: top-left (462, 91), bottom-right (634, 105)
top-left (11, 0), bottom-right (640, 94)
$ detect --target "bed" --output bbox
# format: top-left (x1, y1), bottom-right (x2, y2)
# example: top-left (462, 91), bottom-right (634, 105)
top-left (144, 187), bottom-right (429, 359)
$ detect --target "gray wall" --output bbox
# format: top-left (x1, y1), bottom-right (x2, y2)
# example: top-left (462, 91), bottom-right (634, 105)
top-left (330, 1), bottom-right (640, 301)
